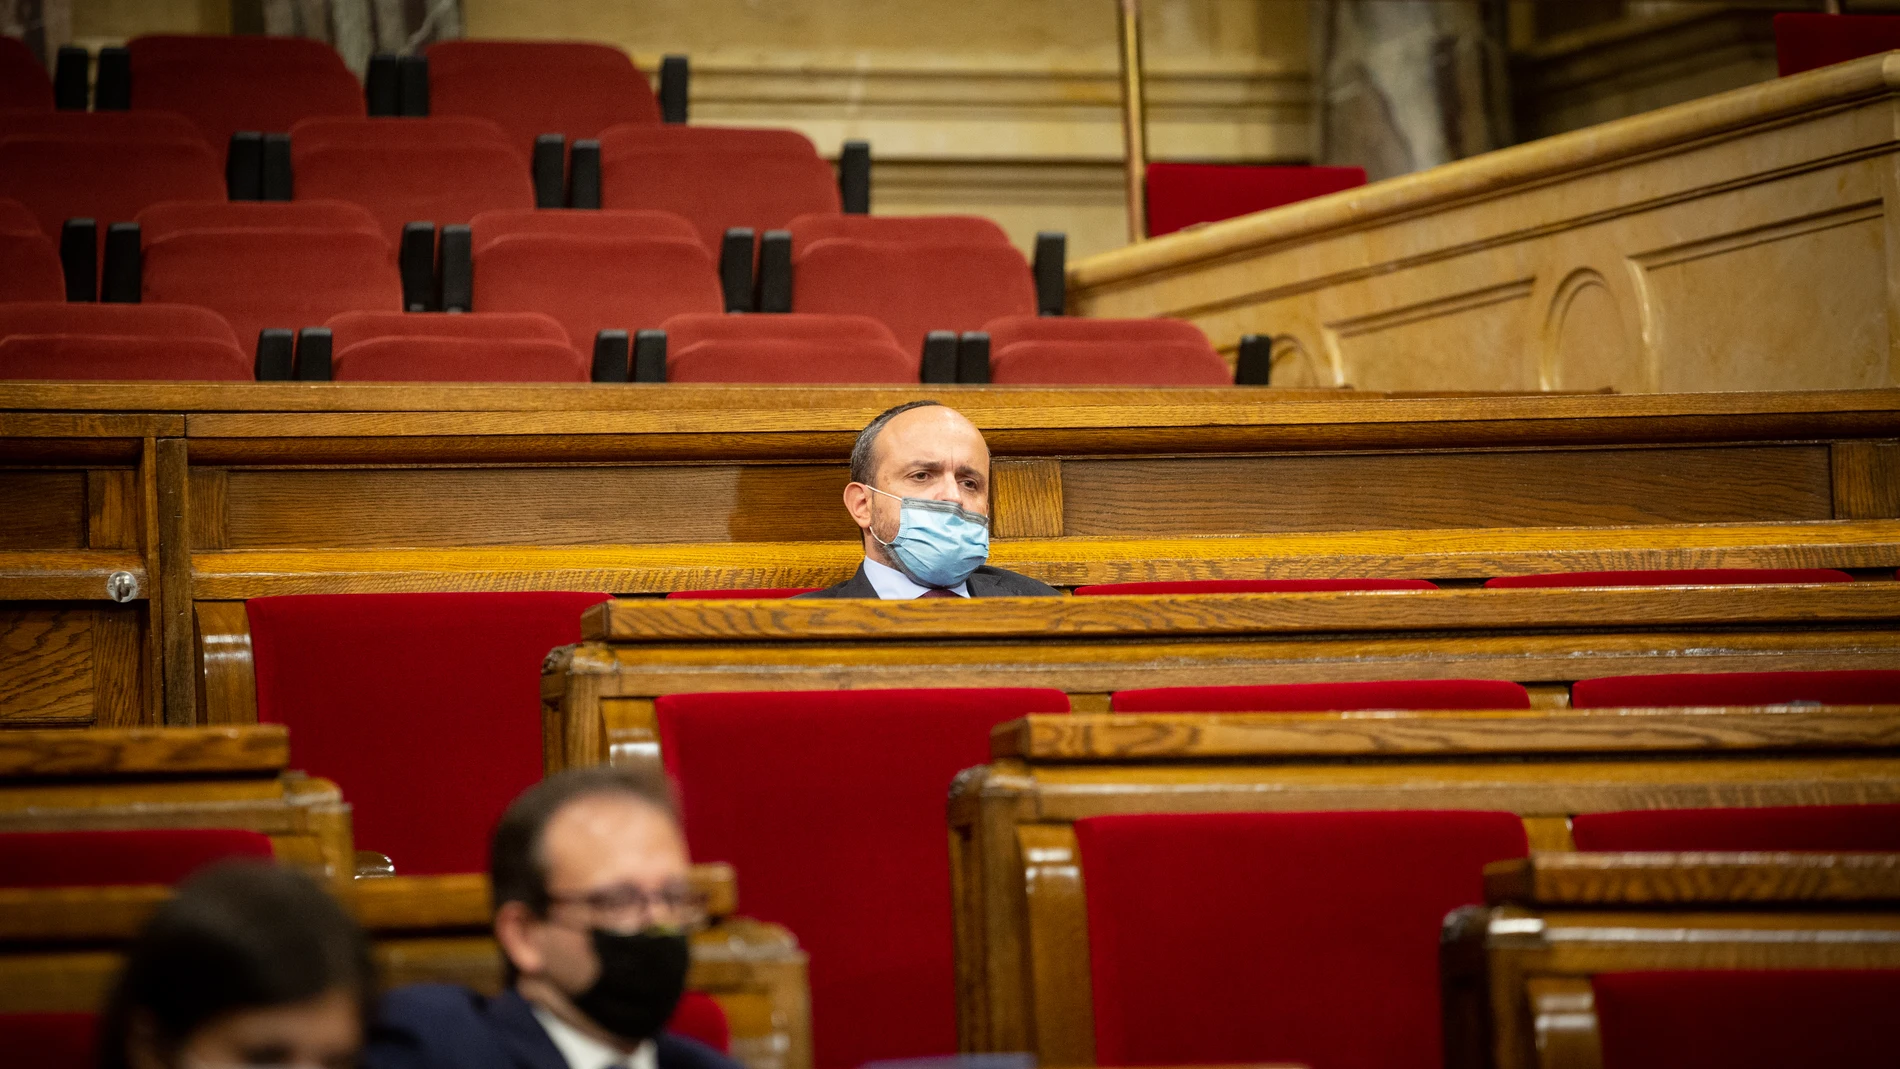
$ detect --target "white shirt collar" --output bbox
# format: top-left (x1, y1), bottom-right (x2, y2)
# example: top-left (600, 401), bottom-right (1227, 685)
top-left (861, 556), bottom-right (970, 598)
top-left (531, 1005), bottom-right (658, 1069)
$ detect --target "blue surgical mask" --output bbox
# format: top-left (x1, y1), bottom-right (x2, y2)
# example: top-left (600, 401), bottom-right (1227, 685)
top-left (865, 485), bottom-right (990, 589)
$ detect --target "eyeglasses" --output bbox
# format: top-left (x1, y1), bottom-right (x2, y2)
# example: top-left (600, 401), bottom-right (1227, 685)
top-left (545, 881), bottom-right (708, 931)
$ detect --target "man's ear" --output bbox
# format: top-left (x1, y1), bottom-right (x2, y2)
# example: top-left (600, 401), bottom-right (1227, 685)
top-left (843, 481), bottom-right (874, 531)
top-left (494, 901), bottom-right (544, 978)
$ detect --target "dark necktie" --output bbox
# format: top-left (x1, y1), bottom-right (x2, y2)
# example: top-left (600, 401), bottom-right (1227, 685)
top-left (918, 588), bottom-right (960, 598)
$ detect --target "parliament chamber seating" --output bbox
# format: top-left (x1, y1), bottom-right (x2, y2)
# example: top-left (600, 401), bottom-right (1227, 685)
top-left (0, 35), bottom-right (53, 111)
top-left (660, 311), bottom-right (916, 384)
top-left (1570, 803), bottom-right (1900, 851)
top-left (0, 204), bottom-right (63, 302)
top-left (1571, 669), bottom-right (1900, 707)
top-left (1143, 161), bottom-right (1367, 238)
top-left (1107, 679), bottom-right (1533, 713)
top-left (141, 226), bottom-right (400, 354)
top-left (135, 198), bottom-right (385, 245)
top-left (0, 828), bottom-right (273, 887)
top-left (0, 333), bottom-right (252, 381)
top-left (426, 39), bottom-right (663, 158)
top-left (1775, 13), bottom-right (1900, 77)
top-left (656, 687), bottom-right (1070, 1069)
top-left (124, 34), bottom-right (365, 151)
top-left (977, 313), bottom-right (1234, 386)
top-left (470, 228), bottom-right (721, 350)
top-left (1589, 970), bottom-right (1900, 1069)
top-left (599, 125), bottom-right (842, 254)
top-left (324, 308), bottom-right (571, 350)
top-left (329, 335), bottom-right (590, 383)
top-left (1484, 567), bottom-right (1856, 588)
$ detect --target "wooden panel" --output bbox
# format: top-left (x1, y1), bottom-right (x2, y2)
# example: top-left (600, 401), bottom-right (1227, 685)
top-left (156, 439), bottom-right (193, 727)
top-left (0, 472), bottom-right (85, 549)
top-left (1834, 440), bottom-right (1900, 519)
top-left (194, 601), bottom-right (255, 726)
top-left (0, 609), bottom-right (93, 724)
top-left (189, 467), bottom-right (227, 550)
top-left (1058, 447), bottom-right (1832, 536)
top-left (1485, 852), bottom-right (1900, 907)
top-left (85, 469), bottom-right (138, 550)
top-left (991, 459), bottom-right (1064, 538)
top-left (219, 465), bottom-right (860, 548)
top-left (0, 551), bottom-right (145, 601)
top-left (0, 725), bottom-right (286, 777)
top-left (1017, 824), bottom-right (1095, 1067)
top-left (90, 605), bottom-right (145, 728)
top-left (1328, 279), bottom-right (1539, 392)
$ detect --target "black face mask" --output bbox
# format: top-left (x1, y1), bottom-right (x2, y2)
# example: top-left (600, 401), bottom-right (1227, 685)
top-left (569, 928), bottom-right (691, 1043)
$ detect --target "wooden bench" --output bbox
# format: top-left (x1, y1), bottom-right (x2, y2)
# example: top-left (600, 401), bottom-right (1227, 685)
top-left (945, 706), bottom-right (1900, 1062)
top-left (1444, 852), bottom-right (1900, 1069)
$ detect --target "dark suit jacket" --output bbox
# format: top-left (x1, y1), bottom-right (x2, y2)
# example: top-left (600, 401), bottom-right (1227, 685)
top-left (796, 562), bottom-right (1062, 599)
top-left (363, 985), bottom-right (741, 1069)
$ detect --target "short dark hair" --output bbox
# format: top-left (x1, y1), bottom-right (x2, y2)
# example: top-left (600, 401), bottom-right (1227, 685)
top-left (490, 765), bottom-right (680, 918)
top-left (849, 399), bottom-right (943, 486)
top-left (97, 861), bottom-right (373, 1069)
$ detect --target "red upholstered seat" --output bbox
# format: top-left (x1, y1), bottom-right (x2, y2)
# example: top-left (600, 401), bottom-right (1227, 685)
top-left (290, 115), bottom-right (515, 154)
top-left (1573, 804), bottom-right (1900, 852)
top-left (137, 199), bottom-right (386, 246)
top-left (600, 125), bottom-right (841, 253)
top-left (143, 228), bottom-right (402, 350)
top-left (324, 310), bottom-right (570, 353)
top-left (247, 592), bottom-right (612, 876)
top-left (290, 121), bottom-right (536, 251)
top-left (1110, 678), bottom-right (1531, 713)
top-left (1774, 14), bottom-right (1900, 77)
top-left (1593, 970), bottom-right (1900, 1069)
top-left (333, 336), bottom-right (588, 383)
top-left (1485, 568), bottom-right (1854, 588)
top-left (0, 1012), bottom-right (97, 1069)
top-left (662, 311), bottom-right (899, 348)
top-left (0, 334), bottom-right (251, 381)
top-left (128, 34), bottom-right (364, 148)
top-left (1145, 163), bottom-right (1366, 238)
top-left (0, 108), bottom-right (207, 146)
top-left (664, 589), bottom-right (820, 599)
top-left (656, 687), bottom-right (1072, 1069)
top-left (470, 208), bottom-right (703, 253)
top-left (671, 337), bottom-right (916, 384)
top-left (0, 829), bottom-right (273, 887)
top-left (666, 993), bottom-right (731, 1054)
top-left (0, 135), bottom-right (222, 241)
top-left (785, 213), bottom-right (1012, 255)
top-left (1077, 810), bottom-right (1526, 1068)
top-left (980, 313), bottom-right (1208, 351)
top-left (0, 230), bottom-right (63, 301)
top-left (1075, 578), bottom-right (1436, 595)
top-left (427, 40), bottom-right (661, 159)
top-left (1571, 670), bottom-right (1900, 708)
top-left (989, 338), bottom-right (1232, 386)
top-left (0, 301), bottom-right (238, 346)
top-left (791, 239), bottom-right (1037, 356)
top-left (472, 234), bottom-right (722, 350)
top-left (0, 36), bottom-right (54, 111)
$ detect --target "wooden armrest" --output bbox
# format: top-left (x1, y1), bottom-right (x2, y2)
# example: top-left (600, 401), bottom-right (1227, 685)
top-left (1485, 851), bottom-right (1900, 907)
top-left (0, 883), bottom-right (169, 941)
top-left (347, 862), bottom-right (738, 932)
top-left (0, 726), bottom-right (289, 778)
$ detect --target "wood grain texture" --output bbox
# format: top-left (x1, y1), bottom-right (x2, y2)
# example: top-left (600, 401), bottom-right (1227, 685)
top-left (0, 725), bottom-right (285, 777)
top-left (194, 601), bottom-right (256, 726)
top-left (1016, 824), bottom-right (1094, 1067)
top-left (991, 459), bottom-right (1064, 538)
top-left (188, 467), bottom-right (227, 550)
top-left (91, 606), bottom-right (144, 728)
top-left (138, 437), bottom-right (162, 727)
top-left (0, 472), bottom-right (85, 549)
top-left (156, 439), bottom-right (194, 726)
top-left (85, 469), bottom-right (137, 550)
top-left (1486, 851), bottom-right (1900, 906)
top-left (0, 884), bottom-right (167, 941)
top-left (0, 610), bottom-right (93, 724)
top-left (0, 551), bottom-right (146, 600)
top-left (1834, 439), bottom-right (1900, 519)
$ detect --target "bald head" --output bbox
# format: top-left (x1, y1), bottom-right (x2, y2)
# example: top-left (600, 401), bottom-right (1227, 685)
top-left (843, 402), bottom-right (990, 563)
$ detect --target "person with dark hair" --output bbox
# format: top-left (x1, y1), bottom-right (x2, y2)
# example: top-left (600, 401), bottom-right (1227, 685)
top-left (364, 767), bottom-right (738, 1069)
top-left (99, 860), bottom-right (373, 1069)
top-left (798, 400), bottom-right (1061, 598)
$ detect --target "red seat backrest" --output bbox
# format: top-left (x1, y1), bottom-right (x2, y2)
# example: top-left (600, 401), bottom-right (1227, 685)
top-left (791, 239), bottom-right (1036, 355)
top-left (1572, 803), bottom-right (1900, 852)
top-left (1075, 578), bottom-right (1436, 595)
top-left (1773, 13), bottom-right (1900, 76)
top-left (247, 592), bottom-right (612, 876)
top-left (1110, 678), bottom-right (1532, 713)
top-left (289, 115), bottom-right (515, 154)
top-left (0, 1012), bottom-right (97, 1069)
top-left (0, 334), bottom-right (251, 381)
top-left (670, 336), bottom-right (917, 384)
top-left (600, 125), bottom-right (840, 252)
top-left (1078, 810), bottom-right (1526, 1068)
top-left (785, 212), bottom-right (1012, 255)
top-left (0, 108), bottom-right (207, 146)
top-left (137, 198), bottom-right (385, 246)
top-left (660, 311), bottom-right (898, 348)
top-left (128, 34), bottom-right (364, 148)
top-left (666, 993), bottom-right (731, 1054)
top-left (1571, 669), bottom-right (1900, 708)
top-left (469, 207), bottom-right (702, 254)
top-left (979, 313), bottom-right (1209, 351)
top-left (0, 829), bottom-right (273, 887)
top-left (143, 228), bottom-right (402, 350)
top-left (1144, 162), bottom-right (1366, 238)
top-left (663, 589), bottom-right (820, 599)
top-left (656, 687), bottom-right (1072, 1069)
top-left (427, 40), bottom-right (661, 159)
top-left (323, 310), bottom-right (569, 353)
top-left (989, 338), bottom-right (1233, 386)
top-left (292, 132), bottom-right (536, 250)
top-left (0, 36), bottom-right (54, 111)
top-left (0, 301), bottom-right (238, 346)
top-left (0, 230), bottom-right (63, 302)
top-left (0, 135), bottom-right (223, 240)
top-left (1485, 568), bottom-right (1854, 588)
top-left (332, 336), bottom-right (588, 383)
top-left (1594, 970), bottom-right (1900, 1069)
top-left (472, 234), bottom-right (722, 350)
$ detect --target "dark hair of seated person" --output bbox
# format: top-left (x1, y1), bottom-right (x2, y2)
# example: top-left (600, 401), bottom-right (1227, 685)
top-left (97, 859), bottom-right (374, 1069)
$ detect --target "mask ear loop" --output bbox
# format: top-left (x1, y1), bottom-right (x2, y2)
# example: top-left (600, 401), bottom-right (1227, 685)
top-left (859, 483), bottom-right (903, 547)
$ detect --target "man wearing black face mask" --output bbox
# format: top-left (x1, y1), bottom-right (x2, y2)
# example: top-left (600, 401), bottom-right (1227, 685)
top-left (364, 768), bottom-right (739, 1069)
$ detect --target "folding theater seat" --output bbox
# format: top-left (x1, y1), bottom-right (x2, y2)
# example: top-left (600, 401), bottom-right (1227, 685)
top-left (472, 232), bottom-right (722, 351)
top-left (0, 828), bottom-right (274, 888)
top-left (657, 687), bottom-right (1072, 1069)
top-left (247, 592), bottom-right (612, 876)
top-left (0, 334), bottom-right (251, 381)
top-left (289, 114), bottom-right (515, 154)
top-left (0, 108), bottom-right (207, 144)
top-left (656, 311), bottom-right (914, 384)
top-left (1076, 810), bottom-right (1526, 1068)
top-left (784, 213), bottom-right (1015, 251)
top-left (331, 336), bottom-right (589, 383)
top-left (1774, 13), bottom-right (1900, 77)
top-left (1144, 162), bottom-right (1366, 238)
top-left (1570, 669), bottom-right (1900, 708)
top-left (323, 309), bottom-right (570, 353)
top-left (0, 35), bottom-right (55, 111)
top-left (136, 198), bottom-right (385, 245)
top-left (1109, 679), bottom-right (1532, 713)
top-left (0, 134), bottom-right (222, 242)
top-left (126, 34), bottom-right (364, 152)
top-left (0, 202), bottom-right (62, 302)
top-left (468, 207), bottom-right (703, 251)
top-left (1485, 567), bottom-right (1855, 588)
top-left (427, 40), bottom-right (662, 158)
top-left (0, 300), bottom-right (238, 347)
top-left (975, 312), bottom-right (1233, 385)
top-left (1075, 578), bottom-right (1436, 595)
top-left (1592, 970), bottom-right (1900, 1069)
top-left (1572, 803), bottom-right (1900, 852)
top-left (600, 126), bottom-right (842, 252)
top-left (289, 117), bottom-right (535, 251)
top-left (142, 227), bottom-right (402, 354)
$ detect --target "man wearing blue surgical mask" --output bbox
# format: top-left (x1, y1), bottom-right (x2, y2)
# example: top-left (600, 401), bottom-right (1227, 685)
top-left (799, 400), bottom-right (1062, 599)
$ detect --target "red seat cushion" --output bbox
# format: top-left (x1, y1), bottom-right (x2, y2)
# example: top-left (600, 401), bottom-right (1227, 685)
top-left (1571, 670), bottom-right (1900, 708)
top-left (1077, 810), bottom-right (1526, 1068)
top-left (470, 208), bottom-right (703, 254)
top-left (0, 1012), bottom-right (97, 1069)
top-left (137, 199), bottom-right (386, 246)
top-left (0, 108), bottom-right (207, 146)
top-left (656, 687), bottom-right (1071, 1069)
top-left (0, 829), bottom-right (273, 888)
top-left (666, 992), bottom-right (730, 1054)
top-left (332, 336), bottom-right (588, 383)
top-left (290, 115), bottom-right (515, 154)
top-left (427, 40), bottom-right (661, 159)
top-left (661, 312), bottom-right (898, 349)
top-left (670, 337), bottom-right (917, 384)
top-left (0, 230), bottom-right (63, 301)
top-left (1111, 678), bottom-right (1531, 713)
top-left (292, 133), bottom-right (536, 252)
top-left (248, 592), bottom-right (611, 875)
top-left (1144, 163), bottom-right (1366, 238)
top-left (143, 229), bottom-right (403, 348)
top-left (473, 235), bottom-right (722, 350)
top-left (785, 213), bottom-right (1013, 255)
top-left (1594, 970), bottom-right (1900, 1069)
top-left (128, 34), bottom-right (364, 148)
top-left (1572, 804), bottom-right (1900, 852)
top-left (989, 339), bottom-right (1232, 386)
top-left (1774, 14), bottom-right (1900, 77)
top-left (0, 136), bottom-right (223, 240)
top-left (0, 37), bottom-right (54, 111)
top-left (600, 125), bottom-right (841, 252)
top-left (1074, 578), bottom-right (1436, 595)
top-left (979, 313), bottom-right (1210, 351)
top-left (0, 301), bottom-right (238, 347)
top-left (0, 334), bottom-right (252, 381)
top-left (323, 310), bottom-right (570, 353)
top-left (1485, 568), bottom-right (1854, 588)
top-left (791, 239), bottom-right (1037, 356)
